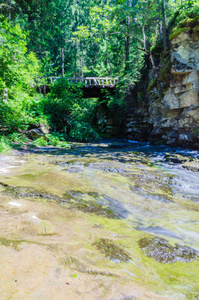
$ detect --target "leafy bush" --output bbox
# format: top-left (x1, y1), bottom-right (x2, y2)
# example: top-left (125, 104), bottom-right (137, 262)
top-left (0, 136), bottom-right (12, 153)
top-left (46, 133), bottom-right (70, 147)
top-left (32, 137), bottom-right (48, 147)
top-left (69, 121), bottom-right (99, 142)
top-left (0, 15), bottom-right (44, 132)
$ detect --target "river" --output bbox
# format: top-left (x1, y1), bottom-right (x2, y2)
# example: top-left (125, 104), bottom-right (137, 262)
top-left (0, 139), bottom-right (199, 299)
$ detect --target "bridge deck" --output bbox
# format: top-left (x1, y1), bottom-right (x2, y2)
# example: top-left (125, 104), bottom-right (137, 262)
top-left (35, 77), bottom-right (117, 97)
top-left (35, 77), bottom-right (117, 87)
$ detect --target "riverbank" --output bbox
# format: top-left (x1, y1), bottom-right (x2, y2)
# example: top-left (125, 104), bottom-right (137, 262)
top-left (0, 140), bottom-right (199, 299)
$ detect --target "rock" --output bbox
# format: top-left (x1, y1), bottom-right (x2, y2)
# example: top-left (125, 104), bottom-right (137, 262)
top-left (125, 25), bottom-right (199, 148)
top-left (165, 153), bottom-right (192, 164)
top-left (183, 160), bottom-right (199, 172)
top-left (179, 89), bottom-right (199, 107)
top-left (28, 128), bottom-right (47, 140)
top-left (138, 237), bottom-right (198, 263)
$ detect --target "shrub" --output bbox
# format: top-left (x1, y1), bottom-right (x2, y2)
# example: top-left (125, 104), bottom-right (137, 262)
top-left (0, 136), bottom-right (12, 153)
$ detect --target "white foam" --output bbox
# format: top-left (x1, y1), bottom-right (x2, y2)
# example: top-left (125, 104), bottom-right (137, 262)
top-left (8, 201), bottom-right (22, 207)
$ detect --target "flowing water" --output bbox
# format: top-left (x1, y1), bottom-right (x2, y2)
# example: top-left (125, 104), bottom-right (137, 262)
top-left (0, 139), bottom-right (199, 300)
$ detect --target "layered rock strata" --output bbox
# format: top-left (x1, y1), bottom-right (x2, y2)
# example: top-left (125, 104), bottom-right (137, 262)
top-left (126, 25), bottom-right (199, 148)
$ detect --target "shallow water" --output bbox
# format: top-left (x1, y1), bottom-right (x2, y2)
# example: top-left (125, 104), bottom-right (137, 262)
top-left (0, 140), bottom-right (199, 299)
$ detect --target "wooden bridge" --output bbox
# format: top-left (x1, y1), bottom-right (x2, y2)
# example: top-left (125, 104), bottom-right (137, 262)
top-left (35, 77), bottom-right (118, 98)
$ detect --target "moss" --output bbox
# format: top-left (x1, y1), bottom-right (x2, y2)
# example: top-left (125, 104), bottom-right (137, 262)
top-left (150, 39), bottom-right (164, 59)
top-left (165, 153), bottom-right (193, 164)
top-left (193, 24), bottom-right (199, 32)
top-left (138, 237), bottom-right (198, 263)
top-left (0, 238), bottom-right (22, 250)
top-left (69, 199), bottom-right (119, 219)
top-left (147, 78), bottom-right (157, 91)
top-left (159, 58), bottom-right (171, 82)
top-left (0, 182), bottom-right (67, 202)
top-left (63, 256), bottom-right (118, 277)
top-left (169, 27), bottom-right (190, 40)
top-left (179, 15), bottom-right (199, 28)
top-left (93, 238), bottom-right (131, 262)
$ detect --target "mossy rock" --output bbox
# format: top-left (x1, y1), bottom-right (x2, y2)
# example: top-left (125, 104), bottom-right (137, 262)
top-left (93, 238), bottom-right (131, 262)
top-left (138, 237), bottom-right (198, 263)
top-left (69, 199), bottom-right (118, 219)
top-left (159, 58), bottom-right (171, 87)
top-left (147, 78), bottom-right (157, 91)
top-left (165, 153), bottom-right (193, 164)
top-left (0, 182), bottom-right (67, 202)
top-left (169, 27), bottom-right (190, 40)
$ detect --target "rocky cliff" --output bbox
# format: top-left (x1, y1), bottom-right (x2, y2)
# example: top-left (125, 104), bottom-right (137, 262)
top-left (125, 18), bottom-right (199, 149)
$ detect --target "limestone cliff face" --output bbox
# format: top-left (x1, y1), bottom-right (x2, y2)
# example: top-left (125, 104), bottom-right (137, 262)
top-left (126, 26), bottom-right (199, 148)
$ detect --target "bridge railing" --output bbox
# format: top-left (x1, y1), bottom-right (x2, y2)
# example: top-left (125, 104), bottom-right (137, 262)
top-left (35, 77), bottom-right (118, 87)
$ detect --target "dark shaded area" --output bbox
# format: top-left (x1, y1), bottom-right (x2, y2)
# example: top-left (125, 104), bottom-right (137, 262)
top-left (36, 84), bottom-right (116, 98)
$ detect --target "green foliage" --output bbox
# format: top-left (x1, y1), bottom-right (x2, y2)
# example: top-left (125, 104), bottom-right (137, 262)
top-left (42, 79), bottom-right (99, 142)
top-left (0, 0), bottom-right (198, 148)
top-left (9, 133), bottom-right (26, 143)
top-left (32, 133), bottom-right (70, 148)
top-left (32, 137), bottom-right (48, 147)
top-left (0, 136), bottom-right (12, 153)
top-left (69, 121), bottom-right (99, 142)
top-left (0, 15), bottom-right (44, 132)
top-left (46, 133), bottom-right (70, 148)
top-left (169, 2), bottom-right (199, 39)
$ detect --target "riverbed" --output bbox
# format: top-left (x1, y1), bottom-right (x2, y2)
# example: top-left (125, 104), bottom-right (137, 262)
top-left (0, 140), bottom-right (199, 299)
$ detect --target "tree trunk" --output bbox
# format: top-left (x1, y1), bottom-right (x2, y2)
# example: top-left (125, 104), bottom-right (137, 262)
top-left (125, 35), bottom-right (130, 72)
top-left (162, 0), bottom-right (168, 52)
top-left (61, 48), bottom-right (65, 77)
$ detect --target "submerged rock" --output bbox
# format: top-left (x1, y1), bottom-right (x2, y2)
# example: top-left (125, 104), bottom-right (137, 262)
top-left (0, 182), bottom-right (66, 202)
top-left (93, 238), bottom-right (131, 263)
top-left (138, 237), bottom-right (198, 263)
top-left (165, 153), bottom-right (192, 164)
top-left (64, 190), bottom-right (129, 219)
top-left (69, 199), bottom-right (119, 219)
top-left (183, 160), bottom-right (199, 172)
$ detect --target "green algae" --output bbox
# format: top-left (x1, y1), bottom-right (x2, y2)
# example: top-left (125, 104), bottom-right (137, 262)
top-left (129, 168), bottom-right (174, 203)
top-left (0, 238), bottom-right (22, 250)
top-left (0, 182), bottom-right (68, 203)
top-left (1, 146), bottom-right (199, 298)
top-left (69, 199), bottom-right (118, 218)
top-left (63, 190), bottom-right (129, 219)
top-left (93, 238), bottom-right (131, 263)
top-left (0, 237), bottom-right (47, 250)
top-left (63, 256), bottom-right (118, 277)
top-left (138, 237), bottom-right (198, 263)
